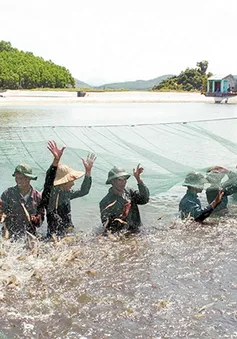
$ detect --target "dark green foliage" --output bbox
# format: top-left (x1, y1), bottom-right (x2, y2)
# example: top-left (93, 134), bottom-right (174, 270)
top-left (0, 41), bottom-right (75, 89)
top-left (153, 60), bottom-right (212, 92)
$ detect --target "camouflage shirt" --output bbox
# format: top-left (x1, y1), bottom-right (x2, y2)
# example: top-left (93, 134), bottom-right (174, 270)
top-left (179, 190), bottom-right (213, 222)
top-left (46, 174), bottom-right (92, 236)
top-left (1, 185), bottom-right (43, 237)
top-left (99, 182), bottom-right (149, 233)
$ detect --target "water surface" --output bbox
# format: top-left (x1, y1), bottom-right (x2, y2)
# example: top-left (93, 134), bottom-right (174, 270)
top-left (0, 93), bottom-right (237, 338)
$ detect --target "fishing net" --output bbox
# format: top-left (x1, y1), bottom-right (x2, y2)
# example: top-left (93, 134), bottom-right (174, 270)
top-left (0, 118), bottom-right (237, 198)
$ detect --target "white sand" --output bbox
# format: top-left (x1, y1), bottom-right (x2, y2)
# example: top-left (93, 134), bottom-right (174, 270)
top-left (1, 90), bottom-right (237, 105)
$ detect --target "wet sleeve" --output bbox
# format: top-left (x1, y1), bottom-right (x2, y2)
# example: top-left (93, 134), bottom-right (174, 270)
top-left (37, 165), bottom-right (57, 213)
top-left (131, 182), bottom-right (150, 205)
top-left (186, 198), bottom-right (213, 221)
top-left (70, 176), bottom-right (92, 200)
top-left (1, 190), bottom-right (10, 215)
top-left (194, 206), bottom-right (213, 222)
top-left (206, 187), bottom-right (219, 204)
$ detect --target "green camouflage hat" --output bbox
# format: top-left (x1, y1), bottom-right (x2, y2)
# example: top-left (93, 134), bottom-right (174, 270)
top-left (182, 172), bottom-right (206, 189)
top-left (12, 164), bottom-right (37, 180)
top-left (206, 171), bottom-right (225, 184)
top-left (106, 166), bottom-right (131, 185)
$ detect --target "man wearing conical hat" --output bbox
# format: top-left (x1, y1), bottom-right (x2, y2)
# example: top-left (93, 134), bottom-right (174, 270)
top-left (45, 153), bottom-right (96, 237)
top-left (1, 140), bottom-right (65, 239)
top-left (179, 171), bottom-right (224, 222)
top-left (99, 164), bottom-right (149, 234)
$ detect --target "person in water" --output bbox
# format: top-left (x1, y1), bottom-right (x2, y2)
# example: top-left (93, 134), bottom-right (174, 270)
top-left (206, 165), bottom-right (237, 215)
top-left (99, 164), bottom-right (149, 234)
top-left (0, 140), bottom-right (65, 239)
top-left (45, 153), bottom-right (96, 238)
top-left (179, 171), bottom-right (223, 222)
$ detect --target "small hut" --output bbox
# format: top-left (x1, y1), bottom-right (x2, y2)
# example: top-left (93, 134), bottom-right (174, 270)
top-left (207, 74), bottom-right (237, 93)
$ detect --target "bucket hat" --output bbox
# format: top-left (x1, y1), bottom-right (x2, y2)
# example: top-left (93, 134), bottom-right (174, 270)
top-left (54, 164), bottom-right (84, 186)
top-left (12, 164), bottom-right (37, 180)
top-left (206, 171), bottom-right (225, 184)
top-left (106, 166), bottom-right (131, 185)
top-left (182, 172), bottom-right (207, 189)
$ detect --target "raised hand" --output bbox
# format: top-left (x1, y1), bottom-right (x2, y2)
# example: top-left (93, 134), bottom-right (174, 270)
top-left (133, 163), bottom-right (144, 183)
top-left (47, 140), bottom-right (66, 166)
top-left (207, 165), bottom-right (229, 173)
top-left (81, 153), bottom-right (96, 176)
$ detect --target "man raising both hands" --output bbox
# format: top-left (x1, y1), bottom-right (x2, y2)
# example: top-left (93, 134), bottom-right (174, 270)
top-left (100, 164), bottom-right (149, 234)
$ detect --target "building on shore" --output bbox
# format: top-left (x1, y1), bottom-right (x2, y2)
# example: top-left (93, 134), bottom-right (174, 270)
top-left (204, 74), bottom-right (237, 103)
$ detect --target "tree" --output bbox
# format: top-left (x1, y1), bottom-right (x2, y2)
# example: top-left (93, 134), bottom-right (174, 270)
top-left (0, 41), bottom-right (13, 52)
top-left (152, 61), bottom-right (211, 92)
top-left (196, 60), bottom-right (208, 75)
top-left (0, 40), bottom-right (75, 89)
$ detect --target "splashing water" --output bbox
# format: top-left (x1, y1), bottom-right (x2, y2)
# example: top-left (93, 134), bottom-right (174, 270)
top-left (1, 98), bottom-right (237, 337)
top-left (0, 215), bottom-right (237, 338)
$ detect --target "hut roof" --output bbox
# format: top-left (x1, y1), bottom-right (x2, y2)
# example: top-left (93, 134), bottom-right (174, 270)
top-left (208, 74), bottom-right (232, 80)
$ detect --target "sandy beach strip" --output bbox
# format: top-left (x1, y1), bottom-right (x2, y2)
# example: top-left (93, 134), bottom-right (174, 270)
top-left (1, 90), bottom-right (236, 105)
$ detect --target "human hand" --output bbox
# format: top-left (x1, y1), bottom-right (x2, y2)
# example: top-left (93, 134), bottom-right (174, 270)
top-left (47, 140), bottom-right (66, 166)
top-left (133, 163), bottom-right (144, 183)
top-left (207, 165), bottom-right (229, 173)
top-left (30, 215), bottom-right (41, 227)
top-left (81, 153), bottom-right (96, 176)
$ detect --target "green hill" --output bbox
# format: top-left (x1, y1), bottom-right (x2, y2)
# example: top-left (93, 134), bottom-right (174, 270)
top-left (75, 78), bottom-right (92, 89)
top-left (95, 75), bottom-right (174, 90)
top-left (153, 61), bottom-right (211, 92)
top-left (0, 40), bottom-right (75, 89)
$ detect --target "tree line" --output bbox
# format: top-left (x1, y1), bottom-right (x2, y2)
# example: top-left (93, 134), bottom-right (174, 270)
top-left (152, 61), bottom-right (212, 92)
top-left (0, 41), bottom-right (75, 89)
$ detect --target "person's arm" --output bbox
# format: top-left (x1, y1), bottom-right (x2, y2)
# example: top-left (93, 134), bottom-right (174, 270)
top-left (70, 153), bottom-right (96, 200)
top-left (81, 153), bottom-right (96, 177)
top-left (0, 199), bottom-right (3, 222)
top-left (70, 175), bottom-right (92, 199)
top-left (180, 197), bottom-right (212, 221)
top-left (132, 163), bottom-right (149, 204)
top-left (1, 191), bottom-right (9, 216)
top-left (195, 189), bottom-right (224, 222)
top-left (194, 205), bottom-right (214, 222)
top-left (35, 140), bottom-right (66, 217)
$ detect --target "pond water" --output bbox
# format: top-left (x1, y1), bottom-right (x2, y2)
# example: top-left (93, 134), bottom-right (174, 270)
top-left (0, 93), bottom-right (237, 338)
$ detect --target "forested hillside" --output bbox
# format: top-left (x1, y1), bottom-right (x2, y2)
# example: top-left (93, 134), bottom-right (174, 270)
top-left (0, 41), bottom-right (75, 89)
top-left (153, 61), bottom-right (212, 92)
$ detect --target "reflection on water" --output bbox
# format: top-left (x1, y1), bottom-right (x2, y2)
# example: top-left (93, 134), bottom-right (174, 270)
top-left (0, 216), bottom-right (237, 338)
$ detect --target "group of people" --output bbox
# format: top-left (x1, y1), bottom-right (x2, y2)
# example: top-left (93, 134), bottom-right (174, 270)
top-left (1, 140), bottom-right (237, 240)
top-left (179, 166), bottom-right (237, 221)
top-left (0, 140), bottom-right (150, 240)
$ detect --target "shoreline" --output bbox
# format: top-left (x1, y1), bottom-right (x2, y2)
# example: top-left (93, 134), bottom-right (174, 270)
top-left (1, 90), bottom-right (237, 105)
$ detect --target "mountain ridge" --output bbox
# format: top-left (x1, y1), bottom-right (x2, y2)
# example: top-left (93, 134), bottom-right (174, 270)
top-left (75, 74), bottom-right (174, 90)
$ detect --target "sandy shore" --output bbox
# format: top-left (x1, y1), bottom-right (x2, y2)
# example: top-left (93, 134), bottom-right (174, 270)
top-left (1, 90), bottom-right (236, 105)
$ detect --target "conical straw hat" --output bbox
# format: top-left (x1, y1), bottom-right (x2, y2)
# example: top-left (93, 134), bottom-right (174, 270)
top-left (54, 164), bottom-right (84, 186)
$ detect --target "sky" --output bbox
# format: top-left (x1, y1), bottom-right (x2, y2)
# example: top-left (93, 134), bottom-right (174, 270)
top-left (1, 0), bottom-right (237, 85)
